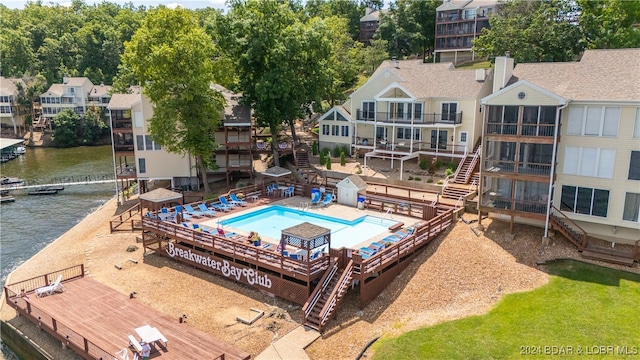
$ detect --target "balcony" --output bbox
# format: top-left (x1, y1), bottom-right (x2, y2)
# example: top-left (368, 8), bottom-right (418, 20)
top-left (487, 123), bottom-right (556, 137)
top-left (484, 160), bottom-right (552, 177)
top-left (355, 110), bottom-right (462, 125)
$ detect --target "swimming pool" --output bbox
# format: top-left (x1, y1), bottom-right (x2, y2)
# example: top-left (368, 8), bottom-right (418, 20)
top-left (219, 205), bottom-right (400, 249)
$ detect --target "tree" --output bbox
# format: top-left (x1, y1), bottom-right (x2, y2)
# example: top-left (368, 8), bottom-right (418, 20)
top-left (323, 16), bottom-right (364, 107)
top-left (52, 109), bottom-right (80, 147)
top-left (224, 0), bottom-right (331, 166)
top-left (119, 6), bottom-right (225, 193)
top-left (304, 0), bottom-right (363, 41)
top-left (578, 0), bottom-right (640, 49)
top-left (362, 38), bottom-right (389, 75)
top-left (0, 27), bottom-right (36, 77)
top-left (80, 106), bottom-right (109, 144)
top-left (473, 0), bottom-right (584, 63)
top-left (376, 0), bottom-right (439, 58)
top-left (15, 74), bottom-right (47, 127)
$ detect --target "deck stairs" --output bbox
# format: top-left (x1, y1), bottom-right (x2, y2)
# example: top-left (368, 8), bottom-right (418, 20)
top-left (549, 206), bottom-right (637, 266)
top-left (303, 259), bottom-right (353, 331)
top-left (296, 149), bottom-right (310, 168)
top-left (452, 140), bottom-right (482, 185)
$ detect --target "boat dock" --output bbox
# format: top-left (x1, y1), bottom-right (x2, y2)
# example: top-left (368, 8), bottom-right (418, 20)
top-left (0, 138), bottom-right (26, 163)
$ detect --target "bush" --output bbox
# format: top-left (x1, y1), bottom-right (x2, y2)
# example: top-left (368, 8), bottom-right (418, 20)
top-left (319, 152), bottom-right (325, 166)
top-left (408, 176), bottom-right (414, 180)
top-left (435, 159), bottom-right (443, 169)
top-left (340, 152), bottom-right (346, 166)
top-left (321, 148), bottom-right (330, 157)
top-left (419, 158), bottom-right (428, 170)
top-left (437, 180), bottom-right (444, 185)
top-left (415, 177), bottom-right (422, 181)
top-left (445, 168), bottom-right (454, 177)
top-left (340, 145), bottom-right (350, 156)
top-left (326, 156), bottom-right (332, 170)
top-left (427, 178), bottom-right (434, 183)
top-left (312, 141), bottom-right (318, 155)
top-left (447, 161), bottom-right (457, 171)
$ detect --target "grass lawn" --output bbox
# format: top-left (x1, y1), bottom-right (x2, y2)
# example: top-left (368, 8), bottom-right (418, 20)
top-left (456, 60), bottom-right (492, 69)
top-left (371, 260), bottom-right (640, 359)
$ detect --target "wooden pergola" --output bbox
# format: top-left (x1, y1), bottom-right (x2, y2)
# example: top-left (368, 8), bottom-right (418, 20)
top-left (280, 222), bottom-right (331, 261)
top-left (139, 188), bottom-right (183, 212)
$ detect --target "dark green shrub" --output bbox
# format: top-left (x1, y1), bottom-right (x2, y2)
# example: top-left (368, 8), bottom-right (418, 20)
top-left (419, 158), bottom-right (428, 170)
top-left (340, 152), bottom-right (346, 166)
top-left (435, 159), bottom-right (443, 169)
top-left (414, 177), bottom-right (422, 181)
top-left (340, 145), bottom-right (349, 156)
top-left (321, 148), bottom-right (330, 157)
top-left (312, 141), bottom-right (318, 155)
top-left (408, 176), bottom-right (414, 180)
top-left (428, 158), bottom-right (437, 176)
top-left (319, 152), bottom-right (325, 166)
top-left (427, 178), bottom-right (434, 183)
top-left (447, 161), bottom-right (457, 171)
top-left (326, 156), bottom-right (332, 169)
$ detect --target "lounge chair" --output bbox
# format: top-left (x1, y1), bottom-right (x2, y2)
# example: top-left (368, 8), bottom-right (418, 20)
top-left (229, 194), bottom-right (248, 206)
top-left (219, 196), bottom-right (237, 208)
top-left (175, 206), bottom-right (193, 220)
top-left (209, 202), bottom-right (231, 212)
top-left (36, 274), bottom-right (64, 297)
top-left (321, 193), bottom-right (333, 206)
top-left (216, 228), bottom-right (239, 239)
top-left (197, 203), bottom-right (217, 217)
top-left (183, 204), bottom-right (205, 218)
top-left (359, 247), bottom-right (376, 256)
top-left (370, 241), bottom-right (386, 251)
top-left (310, 192), bottom-right (322, 205)
top-left (266, 185), bottom-right (274, 196)
top-left (284, 186), bottom-right (295, 197)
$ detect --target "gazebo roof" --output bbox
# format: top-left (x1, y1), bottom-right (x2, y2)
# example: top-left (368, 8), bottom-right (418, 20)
top-left (139, 188), bottom-right (183, 203)
top-left (262, 166), bottom-right (292, 178)
top-left (282, 222), bottom-right (331, 238)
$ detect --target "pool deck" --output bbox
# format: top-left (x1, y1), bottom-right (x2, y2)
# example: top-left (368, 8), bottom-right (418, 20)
top-left (199, 196), bottom-right (418, 251)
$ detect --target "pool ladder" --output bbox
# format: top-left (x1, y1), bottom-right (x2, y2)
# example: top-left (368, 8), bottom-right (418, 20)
top-left (299, 201), bottom-right (309, 212)
top-left (381, 208), bottom-right (393, 223)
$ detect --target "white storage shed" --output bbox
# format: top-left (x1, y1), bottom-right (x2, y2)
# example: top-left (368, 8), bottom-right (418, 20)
top-left (335, 175), bottom-right (367, 207)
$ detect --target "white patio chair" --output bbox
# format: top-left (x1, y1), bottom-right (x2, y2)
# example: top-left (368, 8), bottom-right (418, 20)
top-left (36, 274), bottom-right (64, 297)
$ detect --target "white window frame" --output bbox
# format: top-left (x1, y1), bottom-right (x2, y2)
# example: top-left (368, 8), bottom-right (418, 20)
top-left (441, 102), bottom-right (458, 121)
top-left (362, 101), bottom-right (375, 120)
top-left (634, 108), bottom-right (640, 139)
top-left (341, 125), bottom-right (349, 137)
top-left (321, 124), bottom-right (330, 136)
top-left (566, 105), bottom-right (620, 137)
top-left (562, 146), bottom-right (615, 179)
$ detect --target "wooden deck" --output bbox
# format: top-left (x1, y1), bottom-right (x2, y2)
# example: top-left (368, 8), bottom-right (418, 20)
top-left (13, 276), bottom-right (250, 360)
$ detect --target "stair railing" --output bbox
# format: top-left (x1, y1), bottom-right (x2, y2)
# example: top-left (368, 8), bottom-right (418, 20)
top-left (549, 206), bottom-right (587, 249)
top-left (441, 174), bottom-right (455, 195)
top-left (303, 260), bottom-right (338, 320)
top-left (319, 260), bottom-right (354, 327)
top-left (462, 146), bottom-right (481, 184)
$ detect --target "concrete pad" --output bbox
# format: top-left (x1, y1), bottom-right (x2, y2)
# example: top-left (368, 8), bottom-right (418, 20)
top-left (279, 325), bottom-right (320, 348)
top-left (255, 325), bottom-right (320, 360)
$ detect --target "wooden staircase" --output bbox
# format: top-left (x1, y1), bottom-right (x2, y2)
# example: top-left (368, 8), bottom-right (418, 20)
top-left (296, 149), bottom-right (310, 168)
top-left (581, 243), bottom-right (635, 266)
top-left (453, 140), bottom-right (481, 185)
top-left (303, 259), bottom-right (353, 331)
top-left (549, 206), bottom-right (587, 250)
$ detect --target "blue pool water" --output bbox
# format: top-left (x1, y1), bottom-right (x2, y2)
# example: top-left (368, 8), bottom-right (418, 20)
top-left (219, 205), bottom-right (400, 249)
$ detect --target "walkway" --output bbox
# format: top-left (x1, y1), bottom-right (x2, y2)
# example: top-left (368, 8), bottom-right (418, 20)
top-left (255, 325), bottom-right (320, 360)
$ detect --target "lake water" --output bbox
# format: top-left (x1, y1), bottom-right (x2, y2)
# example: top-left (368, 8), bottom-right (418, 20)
top-left (0, 145), bottom-right (116, 288)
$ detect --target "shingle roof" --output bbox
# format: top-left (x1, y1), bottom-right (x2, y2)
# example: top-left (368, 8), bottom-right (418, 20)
top-left (360, 9), bottom-right (387, 22)
top-left (282, 222), bottom-right (331, 239)
top-left (89, 84), bottom-right (111, 97)
top-left (63, 77), bottom-right (90, 86)
top-left (108, 93), bottom-right (141, 110)
top-left (0, 76), bottom-right (23, 95)
top-left (211, 84), bottom-right (252, 124)
top-left (511, 49), bottom-right (640, 101)
top-left (43, 84), bottom-right (64, 96)
top-left (371, 60), bottom-right (490, 99)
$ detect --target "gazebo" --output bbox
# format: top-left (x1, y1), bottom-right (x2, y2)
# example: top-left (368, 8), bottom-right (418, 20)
top-left (138, 188), bottom-right (183, 212)
top-left (280, 222), bottom-right (331, 261)
top-left (261, 166), bottom-right (292, 179)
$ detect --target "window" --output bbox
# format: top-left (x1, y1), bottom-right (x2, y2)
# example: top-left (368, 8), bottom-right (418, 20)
top-left (322, 124), bottom-right (330, 136)
top-left (341, 125), bottom-right (349, 137)
top-left (136, 135), bottom-right (144, 151)
top-left (0, 96), bottom-right (10, 102)
top-left (460, 132), bottom-right (468, 143)
top-left (0, 106), bottom-right (11, 113)
top-left (362, 101), bottom-right (375, 120)
top-left (441, 103), bottom-right (457, 121)
top-left (138, 158), bottom-right (146, 174)
top-left (560, 185), bottom-right (609, 217)
top-left (145, 135), bottom-right (153, 151)
top-left (623, 192), bottom-right (640, 222)
top-left (134, 111), bottom-right (143, 128)
top-left (389, 102), bottom-right (405, 120)
top-left (634, 108), bottom-right (640, 139)
top-left (562, 147), bottom-right (615, 179)
top-left (413, 103), bottom-right (422, 120)
top-left (331, 125), bottom-right (339, 136)
top-left (566, 106), bottom-right (620, 136)
top-left (629, 151), bottom-right (640, 180)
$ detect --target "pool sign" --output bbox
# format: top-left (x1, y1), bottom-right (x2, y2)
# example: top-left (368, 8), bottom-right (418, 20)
top-left (166, 242), bottom-right (272, 289)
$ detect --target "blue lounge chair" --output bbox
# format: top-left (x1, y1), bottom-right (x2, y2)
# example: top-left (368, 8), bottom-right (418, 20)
top-left (209, 202), bottom-right (231, 212)
top-left (310, 192), bottom-right (322, 205)
top-left (183, 204), bottom-right (205, 218)
top-left (175, 206), bottom-right (192, 220)
top-left (229, 193), bottom-right (247, 206)
top-left (266, 185), bottom-right (274, 196)
top-left (370, 242), bottom-right (385, 251)
top-left (219, 196), bottom-right (237, 208)
top-left (197, 203), bottom-right (217, 217)
top-left (321, 193), bottom-right (333, 206)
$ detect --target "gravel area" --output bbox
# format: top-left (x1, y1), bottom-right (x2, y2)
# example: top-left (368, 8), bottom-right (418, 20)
top-left (2, 196), bottom-right (638, 360)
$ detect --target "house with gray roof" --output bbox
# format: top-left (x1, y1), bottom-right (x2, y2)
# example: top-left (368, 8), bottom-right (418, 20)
top-left (318, 58), bottom-right (493, 179)
top-left (40, 77), bottom-right (111, 119)
top-left (0, 76), bottom-right (26, 134)
top-left (478, 48), bottom-right (640, 247)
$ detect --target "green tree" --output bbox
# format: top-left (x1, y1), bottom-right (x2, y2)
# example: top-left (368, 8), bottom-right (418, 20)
top-left (52, 109), bottom-right (80, 148)
top-left (473, 0), bottom-right (584, 63)
top-left (0, 27), bottom-right (36, 76)
top-left (119, 6), bottom-right (224, 193)
top-left (376, 0), bottom-right (439, 58)
top-left (15, 74), bottom-right (47, 127)
top-left (304, 0), bottom-right (363, 41)
top-left (577, 0), bottom-right (640, 49)
top-left (340, 151), bottom-right (345, 166)
top-left (80, 106), bottom-right (109, 144)
top-left (362, 38), bottom-right (389, 75)
top-left (225, 0), bottom-right (331, 166)
top-left (323, 16), bottom-right (364, 107)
